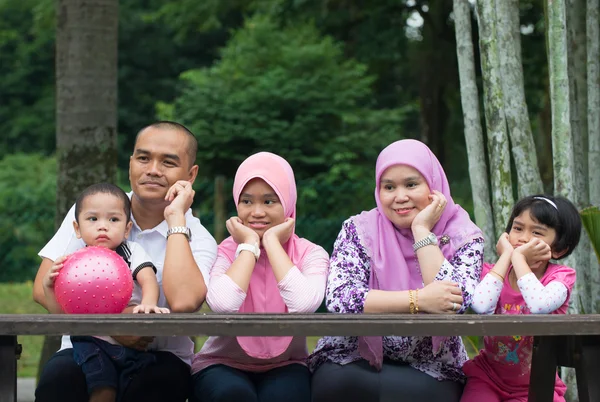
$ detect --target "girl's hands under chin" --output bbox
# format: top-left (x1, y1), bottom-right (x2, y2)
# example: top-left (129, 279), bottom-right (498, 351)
top-left (226, 217), bottom-right (260, 245)
top-left (496, 233), bottom-right (514, 256)
top-left (513, 238), bottom-right (551, 269)
top-left (263, 218), bottom-right (295, 245)
top-left (411, 190), bottom-right (447, 232)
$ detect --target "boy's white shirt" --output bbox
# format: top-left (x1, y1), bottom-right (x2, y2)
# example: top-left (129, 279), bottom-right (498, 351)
top-left (38, 192), bottom-right (218, 366)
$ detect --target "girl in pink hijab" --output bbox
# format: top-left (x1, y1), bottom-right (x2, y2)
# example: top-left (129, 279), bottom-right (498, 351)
top-left (190, 152), bottom-right (329, 402)
top-left (309, 139), bottom-right (484, 402)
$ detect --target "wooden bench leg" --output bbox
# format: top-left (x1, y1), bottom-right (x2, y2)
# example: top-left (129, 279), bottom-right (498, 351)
top-left (577, 336), bottom-right (600, 402)
top-left (528, 336), bottom-right (557, 402)
top-left (0, 336), bottom-right (17, 402)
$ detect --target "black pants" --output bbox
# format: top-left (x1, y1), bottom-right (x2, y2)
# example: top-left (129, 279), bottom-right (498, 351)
top-left (311, 360), bottom-right (463, 402)
top-left (35, 348), bottom-right (191, 402)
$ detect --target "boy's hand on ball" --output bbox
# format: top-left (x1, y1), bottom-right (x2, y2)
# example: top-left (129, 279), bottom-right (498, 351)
top-left (133, 304), bottom-right (170, 314)
top-left (43, 255), bottom-right (67, 289)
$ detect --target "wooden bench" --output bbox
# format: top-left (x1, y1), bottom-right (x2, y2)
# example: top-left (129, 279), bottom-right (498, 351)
top-left (1, 313), bottom-right (599, 402)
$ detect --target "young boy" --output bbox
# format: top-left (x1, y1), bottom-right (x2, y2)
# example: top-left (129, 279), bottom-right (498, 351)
top-left (43, 182), bottom-right (169, 402)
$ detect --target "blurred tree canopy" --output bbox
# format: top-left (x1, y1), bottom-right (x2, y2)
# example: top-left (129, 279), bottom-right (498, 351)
top-left (159, 15), bottom-right (409, 182)
top-left (0, 154), bottom-right (56, 282)
top-left (0, 0), bottom-right (550, 281)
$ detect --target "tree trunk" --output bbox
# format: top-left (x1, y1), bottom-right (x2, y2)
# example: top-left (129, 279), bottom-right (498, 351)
top-left (417, 1), bottom-right (455, 166)
top-left (453, 0), bottom-right (495, 262)
top-left (476, 0), bottom-right (514, 241)
top-left (39, 0), bottom-right (119, 381)
top-left (496, 0), bottom-right (543, 198)
top-left (549, 1), bottom-right (576, 199)
top-left (587, 0), bottom-right (600, 314)
top-left (567, 0), bottom-right (593, 318)
top-left (589, 0), bottom-right (600, 207)
top-left (548, 0), bottom-right (585, 321)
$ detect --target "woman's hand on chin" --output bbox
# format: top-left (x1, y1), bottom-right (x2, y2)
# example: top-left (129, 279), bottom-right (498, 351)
top-left (418, 280), bottom-right (463, 314)
top-left (226, 217), bottom-right (260, 245)
top-left (411, 190), bottom-right (447, 233)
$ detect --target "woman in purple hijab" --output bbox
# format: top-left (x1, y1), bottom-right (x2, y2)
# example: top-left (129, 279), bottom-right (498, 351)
top-left (309, 140), bottom-right (484, 402)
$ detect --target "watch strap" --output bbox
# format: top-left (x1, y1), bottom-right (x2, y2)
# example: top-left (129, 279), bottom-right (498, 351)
top-left (167, 226), bottom-right (191, 241)
top-left (413, 233), bottom-right (437, 252)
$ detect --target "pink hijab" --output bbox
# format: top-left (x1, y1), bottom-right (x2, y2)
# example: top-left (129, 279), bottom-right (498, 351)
top-left (355, 139), bottom-right (482, 369)
top-left (218, 152), bottom-right (316, 359)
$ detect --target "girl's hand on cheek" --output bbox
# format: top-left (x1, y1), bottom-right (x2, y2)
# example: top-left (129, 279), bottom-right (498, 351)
top-left (263, 218), bottom-right (295, 246)
top-left (496, 233), bottom-right (514, 256)
top-left (513, 238), bottom-right (551, 266)
top-left (226, 217), bottom-right (260, 245)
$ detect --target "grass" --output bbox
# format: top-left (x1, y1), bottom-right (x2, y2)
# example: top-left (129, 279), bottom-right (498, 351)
top-left (0, 281), bottom-right (47, 378)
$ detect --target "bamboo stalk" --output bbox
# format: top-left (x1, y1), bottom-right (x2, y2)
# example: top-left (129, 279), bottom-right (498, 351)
top-left (475, 0), bottom-right (514, 240)
top-left (496, 0), bottom-right (543, 197)
top-left (453, 0), bottom-right (496, 261)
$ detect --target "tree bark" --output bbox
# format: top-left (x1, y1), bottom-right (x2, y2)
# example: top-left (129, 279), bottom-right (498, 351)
top-left (496, 0), bottom-right (543, 198)
top-left (39, 0), bottom-right (119, 380)
top-left (587, 0), bottom-right (600, 315)
top-left (548, 0), bottom-right (585, 345)
top-left (417, 1), bottom-right (455, 166)
top-left (567, 0), bottom-right (593, 320)
top-left (548, 0), bottom-right (576, 200)
top-left (476, 0), bottom-right (514, 241)
top-left (453, 0), bottom-right (495, 262)
top-left (589, 0), bottom-right (600, 208)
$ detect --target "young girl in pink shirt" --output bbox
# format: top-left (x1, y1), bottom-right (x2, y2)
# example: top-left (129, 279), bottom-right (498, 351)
top-left (461, 195), bottom-right (582, 402)
top-left (190, 152), bottom-right (329, 402)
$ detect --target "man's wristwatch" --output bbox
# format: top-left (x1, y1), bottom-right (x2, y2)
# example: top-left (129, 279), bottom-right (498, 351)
top-left (413, 232), bottom-right (438, 252)
top-left (166, 226), bottom-right (192, 242)
top-left (235, 242), bottom-right (260, 261)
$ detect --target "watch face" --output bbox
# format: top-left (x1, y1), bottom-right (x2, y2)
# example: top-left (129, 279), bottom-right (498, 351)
top-left (429, 233), bottom-right (437, 244)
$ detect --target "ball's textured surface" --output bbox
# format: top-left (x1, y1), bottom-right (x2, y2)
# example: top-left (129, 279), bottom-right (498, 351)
top-left (55, 246), bottom-right (133, 314)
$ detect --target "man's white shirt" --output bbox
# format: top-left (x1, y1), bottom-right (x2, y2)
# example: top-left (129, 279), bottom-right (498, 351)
top-left (38, 192), bottom-right (218, 365)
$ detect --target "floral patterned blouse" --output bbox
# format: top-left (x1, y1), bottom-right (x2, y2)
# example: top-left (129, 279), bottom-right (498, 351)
top-left (307, 217), bottom-right (484, 382)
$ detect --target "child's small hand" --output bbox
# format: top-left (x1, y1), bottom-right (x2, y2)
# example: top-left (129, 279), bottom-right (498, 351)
top-left (43, 256), bottom-right (67, 289)
top-left (513, 238), bottom-right (551, 267)
top-left (496, 233), bottom-right (514, 256)
top-left (132, 304), bottom-right (170, 314)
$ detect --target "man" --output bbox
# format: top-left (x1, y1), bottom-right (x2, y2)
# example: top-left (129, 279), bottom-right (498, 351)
top-left (32, 121), bottom-right (217, 402)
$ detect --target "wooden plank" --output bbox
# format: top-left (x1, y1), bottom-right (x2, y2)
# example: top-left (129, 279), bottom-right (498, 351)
top-left (528, 336), bottom-right (558, 402)
top-left (0, 314), bottom-right (600, 337)
top-left (0, 336), bottom-right (16, 402)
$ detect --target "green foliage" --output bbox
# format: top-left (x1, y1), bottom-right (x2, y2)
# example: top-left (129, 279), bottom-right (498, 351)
top-left (0, 0), bottom-right (55, 159)
top-left (162, 15), bottom-right (412, 251)
top-left (580, 207), bottom-right (600, 264)
top-left (0, 154), bottom-right (56, 282)
top-left (162, 15), bottom-right (407, 182)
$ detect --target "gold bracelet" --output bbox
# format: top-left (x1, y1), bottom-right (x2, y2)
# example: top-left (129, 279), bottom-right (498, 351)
top-left (414, 289), bottom-right (419, 314)
top-left (409, 290), bottom-right (416, 314)
top-left (489, 270), bottom-right (505, 282)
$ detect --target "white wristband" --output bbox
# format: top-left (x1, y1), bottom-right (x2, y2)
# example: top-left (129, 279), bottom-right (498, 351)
top-left (235, 243), bottom-right (260, 261)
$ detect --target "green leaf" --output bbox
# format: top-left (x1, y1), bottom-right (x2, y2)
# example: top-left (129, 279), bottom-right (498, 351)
top-left (580, 207), bottom-right (600, 264)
